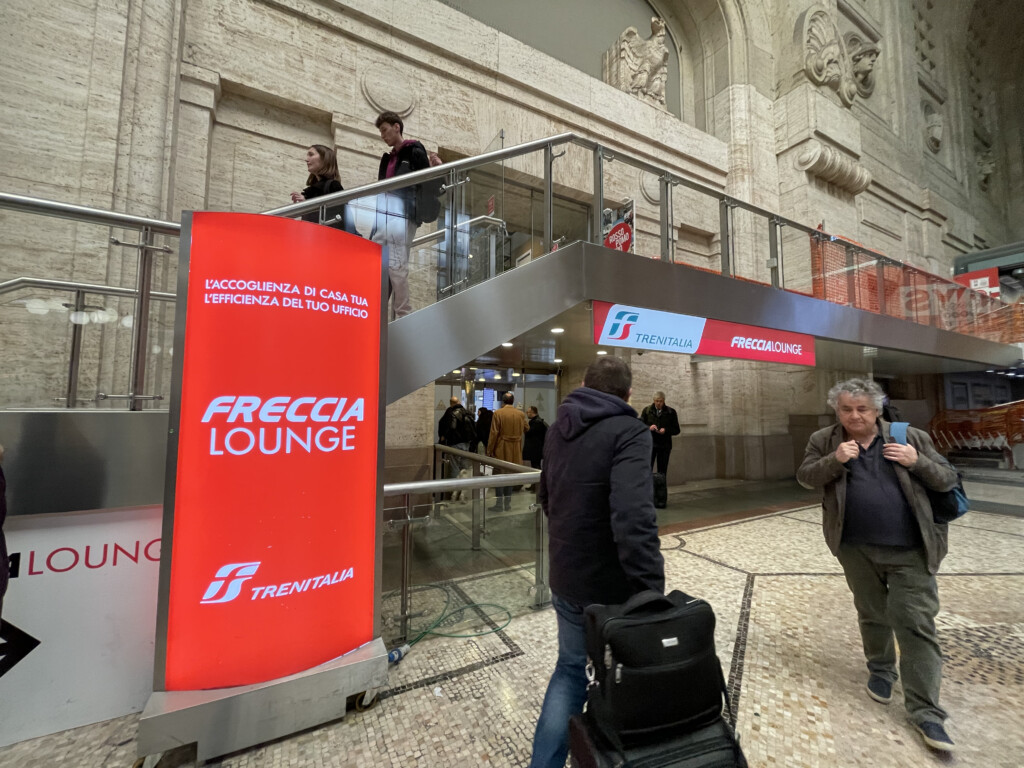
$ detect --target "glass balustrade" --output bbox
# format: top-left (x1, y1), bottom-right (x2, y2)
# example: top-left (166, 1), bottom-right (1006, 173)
top-left (3, 132), bottom-right (1021, 412)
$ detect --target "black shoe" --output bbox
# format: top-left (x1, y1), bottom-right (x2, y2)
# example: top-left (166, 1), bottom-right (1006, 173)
top-left (504, 500), bottom-right (512, 511)
top-left (866, 675), bottom-right (893, 704)
top-left (488, 502), bottom-right (504, 512)
top-left (915, 721), bottom-right (955, 752)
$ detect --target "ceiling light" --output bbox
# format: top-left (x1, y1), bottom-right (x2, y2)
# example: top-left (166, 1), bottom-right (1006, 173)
top-left (551, 327), bottom-right (565, 334)
top-left (554, 358), bottom-right (562, 364)
top-left (597, 350), bottom-right (608, 355)
top-left (452, 369), bottom-right (461, 374)
top-left (469, 367), bottom-right (477, 371)
top-left (494, 374), bottom-right (502, 380)
top-left (478, 377), bottom-right (485, 382)
top-left (512, 372), bottom-right (521, 377)
top-left (501, 342), bottom-right (513, 347)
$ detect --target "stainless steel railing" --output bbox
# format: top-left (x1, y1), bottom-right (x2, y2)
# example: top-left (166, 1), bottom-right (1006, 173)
top-left (382, 447), bottom-right (545, 643)
top-left (2, 130), bottom-right (915, 411)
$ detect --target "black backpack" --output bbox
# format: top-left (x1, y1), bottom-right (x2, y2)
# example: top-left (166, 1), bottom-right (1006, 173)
top-left (447, 407), bottom-right (476, 445)
top-left (584, 590), bottom-right (736, 748)
top-left (456, 408), bottom-right (477, 444)
top-left (415, 178), bottom-right (444, 225)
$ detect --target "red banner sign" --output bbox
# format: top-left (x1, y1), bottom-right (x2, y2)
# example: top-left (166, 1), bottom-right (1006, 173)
top-left (162, 212), bottom-right (383, 691)
top-left (594, 301), bottom-right (815, 366)
top-left (953, 267), bottom-right (1000, 298)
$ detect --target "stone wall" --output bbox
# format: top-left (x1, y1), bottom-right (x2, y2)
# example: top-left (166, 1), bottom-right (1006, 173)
top-left (1, 0), bottom-right (1020, 476)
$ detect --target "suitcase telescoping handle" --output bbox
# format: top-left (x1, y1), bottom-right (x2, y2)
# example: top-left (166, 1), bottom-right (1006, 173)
top-left (618, 589), bottom-right (685, 616)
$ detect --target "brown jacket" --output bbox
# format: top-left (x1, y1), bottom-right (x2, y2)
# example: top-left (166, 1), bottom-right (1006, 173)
top-left (796, 419), bottom-right (957, 574)
top-left (487, 404), bottom-right (528, 468)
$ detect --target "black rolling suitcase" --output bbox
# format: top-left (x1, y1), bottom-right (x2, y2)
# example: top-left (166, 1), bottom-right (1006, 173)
top-left (584, 591), bottom-right (725, 745)
top-left (653, 473), bottom-right (667, 509)
top-left (569, 711), bottom-right (747, 768)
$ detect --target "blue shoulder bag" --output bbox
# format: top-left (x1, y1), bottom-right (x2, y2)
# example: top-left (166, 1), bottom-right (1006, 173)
top-left (889, 422), bottom-right (969, 524)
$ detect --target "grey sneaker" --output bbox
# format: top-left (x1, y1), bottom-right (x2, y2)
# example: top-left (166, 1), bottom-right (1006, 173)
top-left (866, 675), bottom-right (893, 704)
top-left (916, 721), bottom-right (955, 752)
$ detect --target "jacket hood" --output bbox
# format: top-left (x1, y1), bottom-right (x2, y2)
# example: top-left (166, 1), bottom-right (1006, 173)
top-left (554, 387), bottom-right (636, 441)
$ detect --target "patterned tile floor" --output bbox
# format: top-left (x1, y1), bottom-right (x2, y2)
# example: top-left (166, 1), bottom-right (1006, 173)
top-left (3, 506), bottom-right (1022, 767)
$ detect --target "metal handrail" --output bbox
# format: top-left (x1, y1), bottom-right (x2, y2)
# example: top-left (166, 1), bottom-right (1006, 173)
top-left (410, 214), bottom-right (507, 248)
top-left (262, 133), bottom-right (579, 219)
top-left (0, 192), bottom-right (180, 236)
top-left (384, 471), bottom-right (540, 497)
top-left (2, 129), bottom-right (953, 414)
top-left (0, 276), bottom-right (176, 301)
top-left (258, 131), bottom-right (900, 270)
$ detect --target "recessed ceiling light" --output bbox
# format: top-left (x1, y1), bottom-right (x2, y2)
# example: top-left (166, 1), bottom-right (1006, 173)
top-left (478, 377), bottom-right (485, 382)
top-left (596, 350), bottom-right (608, 355)
top-left (512, 372), bottom-right (521, 377)
top-left (469, 367), bottom-right (478, 371)
top-left (554, 358), bottom-right (563, 363)
top-left (452, 369), bottom-right (461, 374)
top-left (494, 374), bottom-right (502, 380)
top-left (501, 342), bottom-right (513, 347)
top-left (551, 327), bottom-right (565, 334)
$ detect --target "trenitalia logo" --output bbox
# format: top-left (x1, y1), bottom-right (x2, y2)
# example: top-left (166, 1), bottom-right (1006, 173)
top-left (201, 562), bottom-right (261, 603)
top-left (607, 311), bottom-right (640, 340)
top-left (200, 561), bottom-right (357, 604)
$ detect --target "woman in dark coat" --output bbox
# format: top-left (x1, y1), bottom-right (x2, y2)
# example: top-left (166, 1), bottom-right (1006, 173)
top-left (291, 144), bottom-right (358, 233)
top-left (475, 407), bottom-right (493, 453)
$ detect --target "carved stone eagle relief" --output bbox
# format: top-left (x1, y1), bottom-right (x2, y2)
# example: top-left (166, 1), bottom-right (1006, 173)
top-left (602, 17), bottom-right (670, 110)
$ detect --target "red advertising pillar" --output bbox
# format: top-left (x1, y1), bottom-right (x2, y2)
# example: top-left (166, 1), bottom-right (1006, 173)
top-left (151, 212), bottom-right (387, 699)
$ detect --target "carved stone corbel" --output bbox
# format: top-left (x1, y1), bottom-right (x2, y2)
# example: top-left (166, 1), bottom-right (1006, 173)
top-left (798, 7), bottom-right (880, 108)
top-left (794, 140), bottom-right (872, 194)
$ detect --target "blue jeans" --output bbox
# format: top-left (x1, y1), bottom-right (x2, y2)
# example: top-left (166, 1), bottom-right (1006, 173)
top-left (529, 594), bottom-right (589, 768)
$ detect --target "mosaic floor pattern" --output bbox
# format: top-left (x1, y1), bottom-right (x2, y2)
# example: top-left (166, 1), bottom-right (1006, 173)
top-left (2, 508), bottom-right (1022, 767)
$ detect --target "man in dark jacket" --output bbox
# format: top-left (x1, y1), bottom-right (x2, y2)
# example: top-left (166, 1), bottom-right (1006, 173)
top-left (528, 357), bottom-right (665, 768)
top-left (640, 391), bottom-right (681, 475)
top-left (522, 406), bottom-right (547, 470)
top-left (797, 378), bottom-right (958, 753)
top-left (372, 111), bottom-right (434, 318)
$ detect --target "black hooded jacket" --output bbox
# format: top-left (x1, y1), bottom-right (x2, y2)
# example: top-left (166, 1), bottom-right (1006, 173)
top-left (539, 387), bottom-right (665, 606)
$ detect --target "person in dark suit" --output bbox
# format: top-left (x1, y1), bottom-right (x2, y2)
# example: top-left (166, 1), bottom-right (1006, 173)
top-left (640, 391), bottom-right (680, 475)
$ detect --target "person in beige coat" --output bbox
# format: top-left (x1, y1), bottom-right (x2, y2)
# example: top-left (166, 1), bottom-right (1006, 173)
top-left (487, 392), bottom-right (528, 510)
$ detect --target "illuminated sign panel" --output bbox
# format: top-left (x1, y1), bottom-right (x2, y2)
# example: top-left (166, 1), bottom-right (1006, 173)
top-left (593, 301), bottom-right (816, 366)
top-left (161, 212), bottom-right (383, 691)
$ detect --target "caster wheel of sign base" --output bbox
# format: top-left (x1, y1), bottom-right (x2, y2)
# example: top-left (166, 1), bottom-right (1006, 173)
top-left (355, 690), bottom-right (379, 712)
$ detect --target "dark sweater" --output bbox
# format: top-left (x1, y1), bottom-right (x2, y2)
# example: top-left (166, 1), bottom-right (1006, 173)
top-left (540, 387), bottom-right (665, 606)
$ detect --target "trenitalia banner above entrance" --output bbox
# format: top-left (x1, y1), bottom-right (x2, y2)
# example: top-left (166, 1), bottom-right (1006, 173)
top-left (593, 301), bottom-right (816, 366)
top-left (157, 212), bottom-right (385, 691)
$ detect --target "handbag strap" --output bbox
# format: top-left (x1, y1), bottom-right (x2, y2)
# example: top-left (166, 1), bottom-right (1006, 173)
top-left (889, 421), bottom-right (909, 445)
